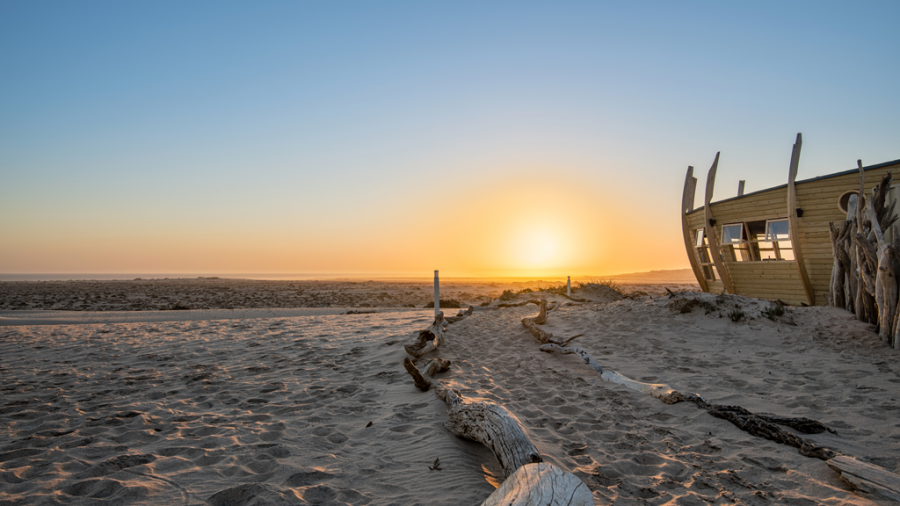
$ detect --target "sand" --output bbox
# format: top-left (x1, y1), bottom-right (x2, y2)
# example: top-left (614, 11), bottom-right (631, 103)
top-left (1, 284), bottom-right (898, 505)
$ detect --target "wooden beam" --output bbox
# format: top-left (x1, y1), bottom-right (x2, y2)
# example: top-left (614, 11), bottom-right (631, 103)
top-left (704, 153), bottom-right (736, 293)
top-left (681, 166), bottom-right (709, 292)
top-left (787, 133), bottom-right (816, 305)
top-left (738, 180), bottom-right (745, 196)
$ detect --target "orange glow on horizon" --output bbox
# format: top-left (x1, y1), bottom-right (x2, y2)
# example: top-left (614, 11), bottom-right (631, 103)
top-left (0, 164), bottom-right (691, 277)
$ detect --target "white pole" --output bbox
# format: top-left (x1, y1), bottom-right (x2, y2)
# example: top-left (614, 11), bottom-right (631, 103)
top-left (434, 270), bottom-right (440, 316)
top-left (567, 276), bottom-right (571, 297)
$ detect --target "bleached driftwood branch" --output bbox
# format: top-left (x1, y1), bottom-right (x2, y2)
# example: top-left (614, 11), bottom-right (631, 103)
top-left (538, 343), bottom-right (681, 404)
top-left (403, 357), bottom-right (451, 391)
top-left (521, 299), bottom-right (574, 346)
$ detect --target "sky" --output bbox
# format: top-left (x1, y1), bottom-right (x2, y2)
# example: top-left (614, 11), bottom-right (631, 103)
top-left (1, 1), bottom-right (898, 278)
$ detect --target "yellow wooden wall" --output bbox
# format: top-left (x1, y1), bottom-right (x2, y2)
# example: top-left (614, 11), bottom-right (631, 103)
top-left (683, 161), bottom-right (900, 305)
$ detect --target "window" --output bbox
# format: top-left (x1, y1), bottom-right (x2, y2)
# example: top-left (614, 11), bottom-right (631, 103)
top-left (693, 228), bottom-right (718, 281)
top-left (741, 219), bottom-right (793, 261)
top-left (837, 191), bottom-right (861, 215)
top-left (766, 219), bottom-right (794, 260)
top-left (721, 223), bottom-right (754, 262)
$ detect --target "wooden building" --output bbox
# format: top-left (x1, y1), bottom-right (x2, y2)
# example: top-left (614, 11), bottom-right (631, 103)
top-left (681, 134), bottom-right (900, 306)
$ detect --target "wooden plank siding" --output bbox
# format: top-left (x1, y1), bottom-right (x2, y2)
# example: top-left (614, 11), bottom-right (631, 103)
top-left (682, 160), bottom-right (900, 305)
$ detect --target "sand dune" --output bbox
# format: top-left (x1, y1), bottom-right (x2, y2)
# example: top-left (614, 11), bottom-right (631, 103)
top-left (1, 289), bottom-right (898, 505)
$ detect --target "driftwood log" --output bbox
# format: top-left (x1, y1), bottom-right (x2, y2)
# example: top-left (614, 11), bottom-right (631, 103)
top-left (539, 343), bottom-right (681, 404)
top-left (401, 358), bottom-right (594, 505)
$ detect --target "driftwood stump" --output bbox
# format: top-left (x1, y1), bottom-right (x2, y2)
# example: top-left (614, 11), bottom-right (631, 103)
top-left (404, 312), bottom-right (446, 358)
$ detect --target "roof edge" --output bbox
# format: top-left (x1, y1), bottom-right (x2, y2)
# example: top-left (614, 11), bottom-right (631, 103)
top-left (686, 158), bottom-right (900, 213)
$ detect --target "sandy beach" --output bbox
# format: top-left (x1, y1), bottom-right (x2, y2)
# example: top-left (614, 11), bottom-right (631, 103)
top-left (1, 281), bottom-right (899, 505)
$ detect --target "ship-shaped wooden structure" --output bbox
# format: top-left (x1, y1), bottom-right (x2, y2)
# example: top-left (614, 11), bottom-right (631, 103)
top-left (681, 133), bottom-right (900, 306)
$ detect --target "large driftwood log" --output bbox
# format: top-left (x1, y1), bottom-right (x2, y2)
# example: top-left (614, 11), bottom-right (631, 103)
top-left (402, 358), bottom-right (542, 477)
top-left (401, 359), bottom-right (593, 505)
top-left (481, 463), bottom-right (594, 506)
top-left (434, 384), bottom-right (543, 477)
top-left (404, 312), bottom-right (446, 358)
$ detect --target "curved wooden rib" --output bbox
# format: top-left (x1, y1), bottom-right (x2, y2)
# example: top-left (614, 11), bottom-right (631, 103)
top-left (681, 166), bottom-right (709, 292)
top-left (787, 133), bottom-right (815, 305)
top-left (704, 153), bottom-right (735, 293)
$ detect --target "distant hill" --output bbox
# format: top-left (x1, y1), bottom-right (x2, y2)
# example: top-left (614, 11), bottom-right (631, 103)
top-left (600, 269), bottom-right (697, 284)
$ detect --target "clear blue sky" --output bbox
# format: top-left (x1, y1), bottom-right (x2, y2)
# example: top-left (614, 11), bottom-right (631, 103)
top-left (1, 1), bottom-right (898, 275)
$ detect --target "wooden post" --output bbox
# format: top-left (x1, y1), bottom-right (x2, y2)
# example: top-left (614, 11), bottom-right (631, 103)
top-left (681, 165), bottom-right (709, 292)
top-left (434, 270), bottom-right (440, 317)
top-left (737, 180), bottom-right (745, 196)
top-left (566, 276), bottom-right (571, 297)
top-left (704, 153), bottom-right (736, 293)
top-left (787, 133), bottom-right (816, 305)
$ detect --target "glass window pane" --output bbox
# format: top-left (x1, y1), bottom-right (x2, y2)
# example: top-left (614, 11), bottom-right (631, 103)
top-left (721, 224), bottom-right (743, 244)
top-left (780, 248), bottom-right (795, 261)
top-left (766, 220), bottom-right (790, 240)
top-left (695, 229), bottom-right (705, 247)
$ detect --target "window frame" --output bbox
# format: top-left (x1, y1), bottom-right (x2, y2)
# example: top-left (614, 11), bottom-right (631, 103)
top-left (693, 228), bottom-right (718, 281)
top-left (720, 222), bottom-right (756, 262)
